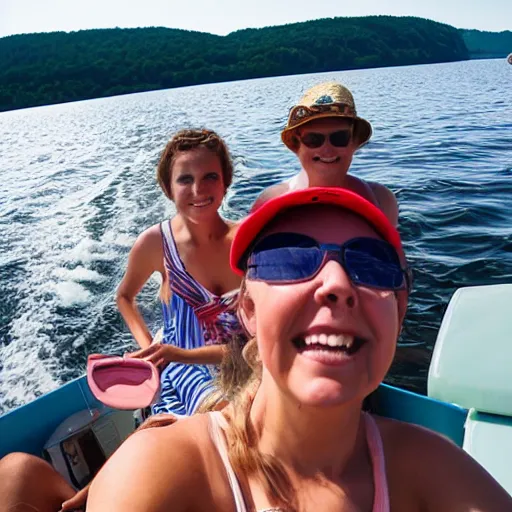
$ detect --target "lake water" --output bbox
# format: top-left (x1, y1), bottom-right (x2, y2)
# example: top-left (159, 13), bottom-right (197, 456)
top-left (0, 59), bottom-right (511, 414)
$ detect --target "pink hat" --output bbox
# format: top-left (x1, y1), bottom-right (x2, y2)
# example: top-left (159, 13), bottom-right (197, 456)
top-left (87, 354), bottom-right (160, 410)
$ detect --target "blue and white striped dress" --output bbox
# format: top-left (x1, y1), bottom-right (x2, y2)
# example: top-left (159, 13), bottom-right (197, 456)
top-left (151, 220), bottom-right (244, 416)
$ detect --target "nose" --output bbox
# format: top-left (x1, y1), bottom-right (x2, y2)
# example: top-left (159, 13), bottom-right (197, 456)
top-left (313, 259), bottom-right (357, 309)
top-left (323, 134), bottom-right (334, 149)
top-left (192, 180), bottom-right (203, 196)
top-left (321, 134), bottom-right (340, 153)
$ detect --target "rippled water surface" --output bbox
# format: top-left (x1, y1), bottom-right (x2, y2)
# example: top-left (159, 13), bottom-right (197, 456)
top-left (1, 59), bottom-right (511, 414)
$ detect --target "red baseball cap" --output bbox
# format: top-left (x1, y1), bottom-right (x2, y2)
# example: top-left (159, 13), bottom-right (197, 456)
top-left (230, 187), bottom-right (403, 276)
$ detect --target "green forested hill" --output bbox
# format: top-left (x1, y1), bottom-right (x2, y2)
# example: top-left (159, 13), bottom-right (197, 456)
top-left (0, 16), bottom-right (470, 112)
top-left (461, 29), bottom-right (512, 59)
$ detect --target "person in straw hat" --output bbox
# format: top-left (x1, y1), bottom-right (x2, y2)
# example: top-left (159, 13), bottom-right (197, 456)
top-left (253, 82), bottom-right (399, 225)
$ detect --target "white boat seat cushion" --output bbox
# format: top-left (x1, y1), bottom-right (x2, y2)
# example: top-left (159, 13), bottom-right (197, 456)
top-left (428, 284), bottom-right (512, 416)
top-left (463, 410), bottom-right (512, 495)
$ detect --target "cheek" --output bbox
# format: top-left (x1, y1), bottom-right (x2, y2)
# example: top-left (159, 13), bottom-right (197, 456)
top-left (364, 293), bottom-right (400, 367)
top-left (171, 183), bottom-right (187, 199)
top-left (205, 178), bottom-right (225, 196)
top-left (251, 284), bottom-right (308, 372)
top-left (215, 178), bottom-right (226, 193)
top-left (252, 286), bottom-right (285, 347)
top-left (296, 146), bottom-right (311, 162)
top-left (343, 150), bottom-right (354, 161)
top-left (378, 294), bottom-right (400, 336)
top-left (253, 284), bottom-right (303, 328)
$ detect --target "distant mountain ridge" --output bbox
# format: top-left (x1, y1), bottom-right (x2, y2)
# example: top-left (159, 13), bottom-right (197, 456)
top-left (460, 29), bottom-right (512, 59)
top-left (0, 16), bottom-right (504, 112)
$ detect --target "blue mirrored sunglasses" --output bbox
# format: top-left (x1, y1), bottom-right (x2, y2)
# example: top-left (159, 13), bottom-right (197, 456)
top-left (244, 233), bottom-right (410, 291)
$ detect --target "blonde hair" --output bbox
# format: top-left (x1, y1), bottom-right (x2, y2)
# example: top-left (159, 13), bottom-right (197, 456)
top-left (217, 279), bottom-right (391, 511)
top-left (220, 337), bottom-right (298, 511)
top-left (217, 281), bottom-right (298, 510)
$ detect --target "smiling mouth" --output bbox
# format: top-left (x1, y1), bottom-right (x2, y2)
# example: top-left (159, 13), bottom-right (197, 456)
top-left (313, 156), bottom-right (341, 164)
top-left (292, 333), bottom-right (367, 357)
top-left (190, 198), bottom-right (214, 207)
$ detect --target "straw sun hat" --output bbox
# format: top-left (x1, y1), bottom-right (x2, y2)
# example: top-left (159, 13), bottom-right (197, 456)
top-left (281, 82), bottom-right (372, 151)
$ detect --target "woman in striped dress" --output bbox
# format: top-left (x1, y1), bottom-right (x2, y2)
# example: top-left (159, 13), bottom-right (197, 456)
top-left (117, 128), bottom-right (245, 416)
top-left (0, 129), bottom-right (245, 512)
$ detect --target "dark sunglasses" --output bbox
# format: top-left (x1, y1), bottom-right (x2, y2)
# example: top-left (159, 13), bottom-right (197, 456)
top-left (244, 233), bottom-right (410, 291)
top-left (299, 130), bottom-right (351, 149)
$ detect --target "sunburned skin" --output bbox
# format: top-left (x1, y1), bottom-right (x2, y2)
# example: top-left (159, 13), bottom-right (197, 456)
top-left (171, 146), bottom-right (226, 220)
top-left (295, 119), bottom-right (356, 177)
top-left (85, 198), bottom-right (512, 512)
top-left (243, 206), bottom-right (400, 409)
top-left (253, 119), bottom-right (399, 225)
top-left (254, 83), bottom-right (400, 225)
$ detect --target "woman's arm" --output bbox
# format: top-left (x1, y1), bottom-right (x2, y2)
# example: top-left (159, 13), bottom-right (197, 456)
top-left (62, 414), bottom-right (179, 511)
top-left (116, 226), bottom-right (164, 349)
top-left (391, 422), bottom-right (512, 511)
top-left (86, 423), bottom-right (205, 512)
top-left (252, 182), bottom-right (291, 211)
top-left (128, 343), bottom-right (227, 367)
top-left (424, 435), bottom-right (512, 511)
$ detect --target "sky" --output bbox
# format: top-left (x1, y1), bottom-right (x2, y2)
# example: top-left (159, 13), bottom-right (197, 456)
top-left (1, 0), bottom-right (510, 39)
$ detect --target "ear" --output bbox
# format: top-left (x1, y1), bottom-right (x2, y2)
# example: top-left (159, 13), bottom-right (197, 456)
top-left (238, 290), bottom-right (257, 337)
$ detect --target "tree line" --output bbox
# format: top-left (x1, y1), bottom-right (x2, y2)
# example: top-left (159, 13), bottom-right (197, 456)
top-left (0, 16), bottom-right (473, 112)
top-left (460, 29), bottom-right (512, 59)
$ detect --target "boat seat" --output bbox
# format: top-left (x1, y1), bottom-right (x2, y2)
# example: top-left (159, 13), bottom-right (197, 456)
top-left (463, 410), bottom-right (512, 493)
top-left (428, 284), bottom-right (512, 494)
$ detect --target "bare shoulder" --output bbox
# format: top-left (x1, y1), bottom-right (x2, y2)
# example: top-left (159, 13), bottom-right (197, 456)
top-left (377, 415), bottom-right (459, 464)
top-left (368, 181), bottom-right (396, 203)
top-left (227, 220), bottom-right (241, 239)
top-left (87, 415), bottom-right (213, 512)
top-left (367, 182), bottom-right (399, 226)
top-left (134, 223), bottom-right (164, 250)
top-left (376, 417), bottom-right (512, 511)
top-left (127, 223), bottom-right (165, 268)
top-left (252, 182), bottom-right (291, 211)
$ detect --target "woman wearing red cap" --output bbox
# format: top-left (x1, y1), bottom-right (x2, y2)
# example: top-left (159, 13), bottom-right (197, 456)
top-left (87, 188), bottom-right (511, 511)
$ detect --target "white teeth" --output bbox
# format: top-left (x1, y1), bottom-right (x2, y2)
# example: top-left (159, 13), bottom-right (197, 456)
top-left (327, 334), bottom-right (338, 347)
top-left (319, 157), bottom-right (337, 163)
top-left (304, 334), bottom-right (354, 348)
top-left (191, 198), bottom-right (212, 207)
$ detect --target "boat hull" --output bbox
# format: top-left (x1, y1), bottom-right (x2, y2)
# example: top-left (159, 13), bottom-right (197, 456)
top-left (0, 375), bottom-right (467, 458)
